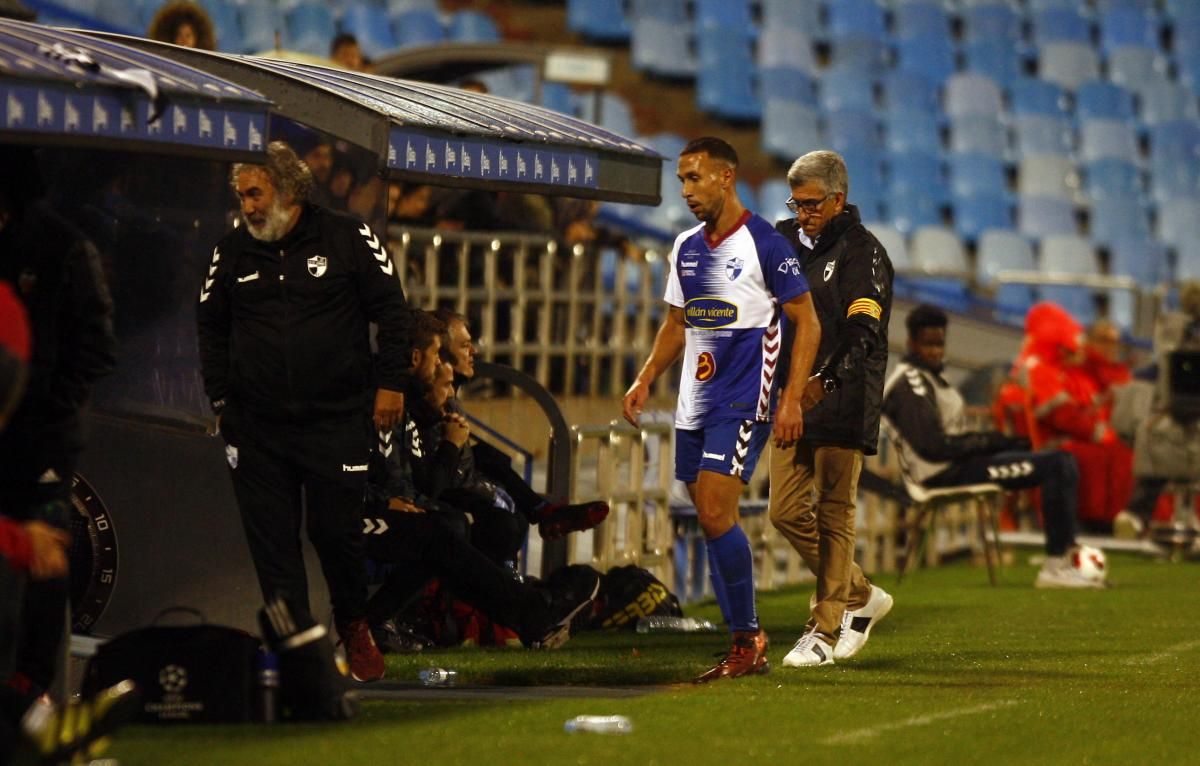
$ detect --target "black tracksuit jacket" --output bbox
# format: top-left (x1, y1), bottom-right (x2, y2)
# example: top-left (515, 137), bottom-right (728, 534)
top-left (774, 204), bottom-right (893, 455)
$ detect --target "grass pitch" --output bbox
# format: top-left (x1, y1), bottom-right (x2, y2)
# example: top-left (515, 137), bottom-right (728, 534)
top-left (106, 553), bottom-right (1199, 765)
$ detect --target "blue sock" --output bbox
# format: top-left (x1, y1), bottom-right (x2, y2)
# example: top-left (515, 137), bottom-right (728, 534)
top-left (705, 525), bottom-right (758, 633)
top-left (704, 545), bottom-right (732, 627)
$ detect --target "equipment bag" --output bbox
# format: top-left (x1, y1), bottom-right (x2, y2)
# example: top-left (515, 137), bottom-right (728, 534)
top-left (589, 565), bottom-right (683, 630)
top-left (84, 607), bottom-right (261, 724)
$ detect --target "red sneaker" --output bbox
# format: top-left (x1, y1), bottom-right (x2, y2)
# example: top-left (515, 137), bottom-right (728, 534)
top-left (337, 618), bottom-right (385, 682)
top-left (537, 501), bottom-right (610, 540)
top-left (694, 629), bottom-right (770, 684)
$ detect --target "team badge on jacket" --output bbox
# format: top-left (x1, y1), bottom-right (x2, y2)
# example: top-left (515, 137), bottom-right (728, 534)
top-left (725, 257), bottom-right (743, 281)
top-left (307, 255), bottom-right (327, 277)
top-left (824, 260), bottom-right (836, 282)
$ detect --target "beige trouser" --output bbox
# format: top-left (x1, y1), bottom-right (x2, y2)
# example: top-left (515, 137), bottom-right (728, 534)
top-left (768, 441), bottom-right (872, 642)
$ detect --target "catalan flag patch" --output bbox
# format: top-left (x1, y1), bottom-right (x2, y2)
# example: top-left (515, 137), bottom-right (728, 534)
top-left (847, 298), bottom-right (882, 320)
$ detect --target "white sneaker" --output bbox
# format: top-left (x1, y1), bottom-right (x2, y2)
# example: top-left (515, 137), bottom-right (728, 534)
top-left (781, 631), bottom-right (835, 667)
top-left (1034, 557), bottom-right (1105, 589)
top-left (1112, 510), bottom-right (1144, 541)
top-left (833, 585), bottom-right (894, 660)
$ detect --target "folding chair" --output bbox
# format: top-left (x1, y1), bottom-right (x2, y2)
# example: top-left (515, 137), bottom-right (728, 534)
top-left (896, 469), bottom-right (1004, 586)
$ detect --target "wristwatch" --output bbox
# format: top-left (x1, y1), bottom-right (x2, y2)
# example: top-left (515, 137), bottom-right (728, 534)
top-left (820, 372), bottom-right (840, 394)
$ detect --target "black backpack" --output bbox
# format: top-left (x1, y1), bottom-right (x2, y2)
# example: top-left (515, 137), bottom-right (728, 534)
top-left (589, 565), bottom-right (683, 630)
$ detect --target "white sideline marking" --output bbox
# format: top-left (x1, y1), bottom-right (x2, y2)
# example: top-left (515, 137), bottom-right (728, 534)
top-left (821, 700), bottom-right (1019, 745)
top-left (1122, 639), bottom-right (1200, 666)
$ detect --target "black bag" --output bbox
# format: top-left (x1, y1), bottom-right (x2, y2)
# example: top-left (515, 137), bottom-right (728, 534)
top-left (589, 565), bottom-right (683, 630)
top-left (84, 607), bottom-right (262, 724)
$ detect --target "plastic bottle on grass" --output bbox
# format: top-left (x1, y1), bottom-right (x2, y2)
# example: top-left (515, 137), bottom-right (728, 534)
top-left (635, 616), bottom-right (718, 633)
top-left (418, 668), bottom-right (458, 687)
top-left (257, 649), bottom-right (279, 724)
top-left (564, 715), bottom-right (633, 734)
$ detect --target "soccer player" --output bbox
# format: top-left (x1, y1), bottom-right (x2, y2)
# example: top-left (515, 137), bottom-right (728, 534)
top-left (623, 137), bottom-right (820, 682)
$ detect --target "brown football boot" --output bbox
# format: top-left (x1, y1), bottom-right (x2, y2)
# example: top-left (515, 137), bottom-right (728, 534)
top-left (694, 629), bottom-right (770, 683)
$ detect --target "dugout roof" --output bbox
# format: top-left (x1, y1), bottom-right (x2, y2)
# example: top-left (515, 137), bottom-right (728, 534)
top-left (0, 19), bottom-right (270, 159)
top-left (84, 32), bottom-right (663, 205)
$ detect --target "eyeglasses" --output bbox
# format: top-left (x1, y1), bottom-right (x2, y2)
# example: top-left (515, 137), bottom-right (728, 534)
top-left (785, 193), bottom-right (832, 214)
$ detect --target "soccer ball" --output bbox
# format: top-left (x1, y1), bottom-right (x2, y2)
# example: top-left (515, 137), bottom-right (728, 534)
top-left (1070, 545), bottom-right (1107, 584)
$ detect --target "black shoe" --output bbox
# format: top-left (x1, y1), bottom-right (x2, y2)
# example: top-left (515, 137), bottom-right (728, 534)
top-left (529, 565), bottom-right (601, 649)
top-left (370, 620), bottom-right (433, 655)
top-left (259, 598), bottom-right (359, 720)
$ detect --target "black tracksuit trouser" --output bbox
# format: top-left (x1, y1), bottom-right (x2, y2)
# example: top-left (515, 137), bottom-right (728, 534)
top-left (221, 406), bottom-right (372, 627)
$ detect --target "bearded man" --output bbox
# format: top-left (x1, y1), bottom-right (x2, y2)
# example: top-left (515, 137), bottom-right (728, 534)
top-left (197, 141), bottom-right (411, 682)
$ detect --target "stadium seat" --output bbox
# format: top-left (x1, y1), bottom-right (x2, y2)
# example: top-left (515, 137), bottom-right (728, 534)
top-left (344, 5), bottom-right (400, 59)
top-left (1028, 0), bottom-right (1081, 9)
top-left (392, 8), bottom-right (447, 49)
top-left (1149, 157), bottom-right (1200, 204)
top-left (695, 0), bottom-right (752, 29)
top-left (1017, 154), bottom-right (1078, 201)
top-left (1138, 79), bottom-right (1200, 127)
top-left (1074, 80), bottom-right (1136, 122)
top-left (567, 0), bottom-right (630, 42)
top-left (1079, 118), bottom-right (1140, 165)
top-left (961, 3), bottom-right (1021, 45)
top-left (1010, 78), bottom-right (1069, 118)
top-left (881, 71), bottom-right (940, 116)
top-left (1013, 114), bottom-right (1075, 156)
top-left (737, 179), bottom-right (758, 215)
top-left (1089, 198), bottom-right (1152, 246)
top-left (630, 13), bottom-right (695, 79)
top-left (1083, 158), bottom-right (1144, 206)
top-left (759, 179), bottom-right (793, 224)
top-left (1018, 195), bottom-right (1077, 238)
top-left (286, 2), bottom-right (334, 58)
top-left (1176, 241), bottom-right (1200, 281)
top-left (696, 57), bottom-right (760, 120)
top-left (758, 25), bottom-right (816, 72)
top-left (1157, 198), bottom-right (1200, 248)
top-left (866, 223), bottom-right (911, 272)
top-left (962, 39), bottom-right (1024, 90)
top-left (448, 11), bottom-right (500, 43)
top-left (763, 100), bottom-right (823, 162)
top-left (540, 82), bottom-right (573, 115)
top-left (949, 114), bottom-right (1009, 159)
top-left (829, 35), bottom-right (889, 73)
top-left (197, 0), bottom-right (243, 53)
top-left (893, 2), bottom-right (949, 41)
top-left (825, 108), bottom-right (883, 155)
top-left (944, 73), bottom-right (1004, 119)
top-left (1165, 0), bottom-right (1200, 23)
top-left (1038, 42), bottom-right (1100, 91)
top-left (910, 226), bottom-right (970, 276)
top-left (1108, 238), bottom-right (1167, 284)
top-left (760, 0), bottom-right (822, 37)
top-left (1039, 234), bottom-right (1101, 324)
top-left (760, 66), bottom-right (816, 104)
top-left (819, 66), bottom-right (877, 112)
top-left (1031, 8), bottom-right (1092, 46)
top-left (888, 151), bottom-right (946, 206)
top-left (976, 228), bottom-right (1037, 315)
top-left (841, 149), bottom-right (888, 222)
top-left (948, 152), bottom-right (1008, 199)
top-left (884, 110), bottom-right (943, 156)
top-left (1099, 7), bottom-right (1159, 54)
top-left (896, 34), bottom-right (957, 85)
top-left (1106, 46), bottom-right (1168, 97)
top-left (954, 191), bottom-right (1013, 242)
top-left (240, 3), bottom-right (283, 53)
top-left (387, 0), bottom-right (439, 12)
top-left (828, 0), bottom-right (886, 44)
top-left (94, 0), bottom-right (144, 33)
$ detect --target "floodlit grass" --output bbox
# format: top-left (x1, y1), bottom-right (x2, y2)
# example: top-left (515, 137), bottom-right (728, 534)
top-left (106, 553), bottom-right (1199, 765)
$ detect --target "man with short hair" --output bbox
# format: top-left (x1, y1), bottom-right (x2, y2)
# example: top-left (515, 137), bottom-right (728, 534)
top-left (623, 137), bottom-right (821, 683)
top-left (330, 33), bottom-right (367, 72)
top-left (769, 149), bottom-right (895, 668)
top-left (884, 305), bottom-right (1093, 588)
top-left (197, 141), bottom-right (410, 682)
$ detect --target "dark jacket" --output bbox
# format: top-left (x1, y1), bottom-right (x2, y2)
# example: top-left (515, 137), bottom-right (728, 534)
top-left (0, 203), bottom-right (115, 465)
top-left (774, 204), bottom-right (893, 454)
top-left (197, 204), bottom-right (410, 422)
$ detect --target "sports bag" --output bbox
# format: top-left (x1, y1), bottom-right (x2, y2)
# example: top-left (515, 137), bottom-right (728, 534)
top-left (84, 607), bottom-right (261, 724)
top-left (589, 565), bottom-right (683, 630)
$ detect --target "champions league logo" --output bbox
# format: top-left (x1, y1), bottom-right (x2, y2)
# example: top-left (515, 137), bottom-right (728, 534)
top-left (725, 257), bottom-right (744, 281)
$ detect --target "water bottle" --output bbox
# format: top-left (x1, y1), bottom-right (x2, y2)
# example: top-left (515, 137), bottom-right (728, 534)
top-left (635, 616), bottom-right (718, 633)
top-left (418, 667), bottom-right (458, 687)
top-left (564, 715), bottom-right (633, 734)
top-left (257, 649), bottom-right (279, 724)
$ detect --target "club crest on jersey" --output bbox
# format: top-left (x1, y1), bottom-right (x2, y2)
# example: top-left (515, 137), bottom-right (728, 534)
top-left (307, 255), bottom-right (327, 277)
top-left (823, 260), bottom-right (836, 282)
top-left (696, 351), bottom-right (716, 381)
top-left (725, 257), bottom-right (744, 281)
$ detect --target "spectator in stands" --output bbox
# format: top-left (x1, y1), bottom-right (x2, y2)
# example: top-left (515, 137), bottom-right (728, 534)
top-left (148, 1), bottom-right (216, 50)
top-left (330, 33), bottom-right (368, 72)
top-left (431, 308), bottom-right (610, 542)
top-left (459, 78), bottom-right (489, 94)
top-left (884, 305), bottom-right (1098, 588)
top-left (999, 302), bottom-right (1132, 531)
top-left (768, 149), bottom-right (894, 668)
top-left (623, 137), bottom-right (820, 683)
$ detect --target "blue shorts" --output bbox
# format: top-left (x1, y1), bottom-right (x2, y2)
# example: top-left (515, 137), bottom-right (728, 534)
top-left (675, 419), bottom-right (771, 485)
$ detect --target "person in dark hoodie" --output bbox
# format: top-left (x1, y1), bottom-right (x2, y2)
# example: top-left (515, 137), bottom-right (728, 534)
top-left (768, 149), bottom-right (895, 668)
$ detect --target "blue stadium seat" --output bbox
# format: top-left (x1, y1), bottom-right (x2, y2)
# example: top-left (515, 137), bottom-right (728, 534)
top-left (881, 71), bottom-right (939, 116)
top-left (866, 223), bottom-right (909, 270)
top-left (842, 149), bottom-right (888, 222)
top-left (695, 0), bottom-right (752, 29)
top-left (737, 179), bottom-right (758, 215)
top-left (1137, 79), bottom-right (1199, 127)
top-left (1089, 198), bottom-right (1152, 246)
top-left (896, 34), bottom-right (957, 84)
top-left (1039, 234), bottom-right (1100, 324)
top-left (944, 73), bottom-right (1004, 119)
top-left (1099, 7), bottom-right (1159, 54)
top-left (1165, 0), bottom-right (1200, 23)
top-left (1079, 118), bottom-right (1141, 165)
top-left (760, 179), bottom-right (793, 224)
top-left (197, 0), bottom-right (243, 53)
top-left (763, 101), bottom-right (823, 162)
top-left (1106, 46), bottom-right (1168, 97)
top-left (884, 110), bottom-right (943, 155)
top-left (1018, 195), bottom-right (1077, 238)
top-left (819, 66), bottom-right (877, 112)
top-left (1108, 238), bottom-right (1167, 284)
top-left (949, 114), bottom-right (1009, 158)
top-left (286, 2), bottom-right (334, 58)
top-left (1176, 241), bottom-right (1200, 280)
top-left (829, 36), bottom-right (889, 73)
top-left (889, 151), bottom-right (946, 205)
top-left (828, 0), bottom-right (886, 44)
top-left (448, 11), bottom-right (500, 43)
top-left (630, 9), bottom-right (695, 79)
top-left (953, 191), bottom-right (1013, 241)
top-left (343, 5), bottom-right (400, 58)
top-left (825, 108), bottom-right (883, 155)
top-left (94, 0), bottom-right (143, 33)
top-left (1010, 78), bottom-right (1069, 118)
top-left (949, 152), bottom-right (1008, 199)
top-left (890, 193), bottom-right (943, 236)
top-left (1083, 158), bottom-right (1144, 206)
top-left (240, 3), bottom-right (283, 53)
top-left (962, 39), bottom-right (1024, 89)
top-left (540, 82), bottom-right (573, 115)
top-left (1013, 114), bottom-right (1075, 156)
top-left (761, 0), bottom-right (823, 36)
top-left (961, 3), bottom-right (1021, 44)
top-left (1028, 0), bottom-right (1083, 10)
top-left (1074, 80), bottom-right (1136, 122)
top-left (893, 2), bottom-right (949, 41)
top-left (1031, 8), bottom-right (1092, 46)
top-left (1096, 0), bottom-right (1157, 11)
top-left (387, 0), bottom-right (439, 12)
top-left (1157, 198), bottom-right (1200, 249)
top-left (758, 25), bottom-right (816, 72)
top-left (910, 225), bottom-right (970, 276)
top-left (760, 66), bottom-right (816, 104)
top-left (977, 229), bottom-right (1037, 315)
top-left (1038, 42), bottom-right (1100, 91)
top-left (1018, 154), bottom-right (1077, 200)
top-left (696, 42), bottom-right (760, 120)
top-left (567, 0), bottom-right (630, 43)
top-left (1149, 121), bottom-right (1200, 203)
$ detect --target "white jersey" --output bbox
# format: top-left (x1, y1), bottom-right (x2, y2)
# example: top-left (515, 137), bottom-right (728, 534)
top-left (665, 211), bottom-right (809, 429)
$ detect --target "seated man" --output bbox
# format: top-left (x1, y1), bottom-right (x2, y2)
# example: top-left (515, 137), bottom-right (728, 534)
top-left (365, 316), bottom-right (599, 649)
top-left (883, 305), bottom-right (1098, 588)
top-left (432, 308), bottom-right (609, 540)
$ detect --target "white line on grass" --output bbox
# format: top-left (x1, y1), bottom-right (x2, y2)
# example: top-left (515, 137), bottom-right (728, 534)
top-left (820, 700), bottom-right (1019, 745)
top-left (1122, 639), bottom-right (1200, 666)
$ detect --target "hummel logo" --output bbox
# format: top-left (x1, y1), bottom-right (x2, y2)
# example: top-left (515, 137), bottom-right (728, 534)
top-left (237, 272), bottom-right (259, 283)
top-left (342, 463), bottom-right (368, 472)
top-left (702, 451), bottom-right (726, 461)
